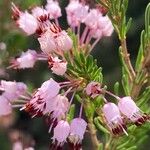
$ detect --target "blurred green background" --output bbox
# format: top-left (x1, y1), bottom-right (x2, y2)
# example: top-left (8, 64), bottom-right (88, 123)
top-left (0, 0), bottom-right (150, 149)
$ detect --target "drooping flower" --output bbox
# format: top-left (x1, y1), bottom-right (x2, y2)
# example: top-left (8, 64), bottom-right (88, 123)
top-left (102, 102), bottom-right (127, 135)
top-left (31, 6), bottom-right (49, 21)
top-left (38, 25), bottom-right (73, 54)
top-left (66, 0), bottom-right (89, 27)
top-left (83, 9), bottom-right (101, 30)
top-left (10, 50), bottom-right (37, 69)
top-left (0, 95), bottom-right (12, 116)
top-left (66, 0), bottom-right (81, 27)
top-left (101, 17), bottom-right (114, 37)
top-left (90, 15), bottom-right (114, 39)
top-left (44, 94), bottom-right (69, 120)
top-left (45, 0), bottom-right (62, 19)
top-left (118, 96), bottom-right (149, 126)
top-left (69, 118), bottom-right (87, 145)
top-left (52, 120), bottom-right (70, 146)
top-left (55, 30), bottom-right (73, 52)
top-left (38, 30), bottom-right (57, 54)
top-left (17, 11), bottom-right (38, 35)
top-left (0, 80), bottom-right (27, 101)
top-left (85, 82), bottom-right (102, 98)
top-left (49, 57), bottom-right (67, 76)
top-left (22, 78), bottom-right (60, 117)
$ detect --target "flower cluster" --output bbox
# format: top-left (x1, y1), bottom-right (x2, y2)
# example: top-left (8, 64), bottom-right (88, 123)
top-left (11, 0), bottom-right (113, 74)
top-left (85, 82), bottom-right (149, 135)
top-left (19, 78), bottom-right (87, 147)
top-left (0, 0), bottom-right (148, 149)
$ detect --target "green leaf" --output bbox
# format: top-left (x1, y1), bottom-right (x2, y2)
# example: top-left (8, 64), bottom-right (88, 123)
top-left (126, 18), bottom-right (132, 33)
top-left (114, 82), bottom-right (120, 95)
top-left (126, 146), bottom-right (137, 150)
top-left (94, 117), bottom-right (109, 134)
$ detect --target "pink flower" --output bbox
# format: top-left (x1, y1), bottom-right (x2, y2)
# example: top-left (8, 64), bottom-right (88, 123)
top-left (11, 50), bottom-right (37, 69)
top-left (85, 82), bottom-right (102, 98)
top-left (17, 11), bottom-right (38, 35)
top-left (38, 27), bottom-right (72, 54)
top-left (102, 103), bottom-right (127, 135)
top-left (66, 0), bottom-right (81, 27)
top-left (45, 94), bottom-right (69, 120)
top-left (66, 0), bottom-right (89, 27)
top-left (38, 30), bottom-right (57, 54)
top-left (0, 95), bottom-right (12, 116)
top-left (74, 4), bottom-right (89, 23)
top-left (90, 15), bottom-right (113, 39)
top-left (50, 57), bottom-right (67, 75)
top-left (31, 6), bottom-right (49, 21)
top-left (0, 80), bottom-right (17, 93)
top-left (101, 17), bottom-right (114, 37)
top-left (12, 141), bottom-right (23, 150)
top-left (55, 30), bottom-right (73, 51)
top-left (46, 0), bottom-right (62, 19)
top-left (22, 78), bottom-right (60, 117)
top-left (0, 80), bottom-right (27, 101)
top-left (52, 120), bottom-right (70, 146)
top-left (83, 9), bottom-right (101, 30)
top-left (118, 96), bottom-right (149, 126)
top-left (69, 118), bottom-right (87, 144)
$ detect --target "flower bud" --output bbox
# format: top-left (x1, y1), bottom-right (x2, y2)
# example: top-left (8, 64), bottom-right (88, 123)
top-left (85, 82), bottom-right (102, 98)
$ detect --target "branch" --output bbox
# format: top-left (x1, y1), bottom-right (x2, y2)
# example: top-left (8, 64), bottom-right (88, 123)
top-left (120, 39), bottom-right (136, 81)
top-left (88, 117), bottom-right (100, 150)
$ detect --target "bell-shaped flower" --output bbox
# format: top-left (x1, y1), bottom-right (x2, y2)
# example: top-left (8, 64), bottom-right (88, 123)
top-left (118, 96), bottom-right (149, 126)
top-left (102, 103), bottom-right (127, 135)
top-left (10, 50), bottom-right (37, 69)
top-left (0, 80), bottom-right (27, 101)
top-left (69, 118), bottom-right (87, 145)
top-left (83, 9), bottom-right (101, 30)
top-left (46, 0), bottom-right (62, 19)
top-left (55, 30), bottom-right (73, 51)
top-left (22, 78), bottom-right (60, 117)
top-left (45, 94), bottom-right (69, 120)
top-left (50, 57), bottom-right (67, 76)
top-left (17, 11), bottom-right (38, 35)
top-left (38, 30), bottom-right (57, 54)
top-left (52, 120), bottom-right (70, 146)
top-left (85, 82), bottom-right (102, 98)
top-left (66, 0), bottom-right (89, 27)
top-left (66, 0), bottom-right (81, 27)
top-left (74, 4), bottom-right (89, 23)
top-left (101, 19), bottom-right (114, 37)
top-left (0, 95), bottom-right (12, 116)
top-left (31, 6), bottom-right (49, 21)
top-left (90, 15), bottom-right (113, 39)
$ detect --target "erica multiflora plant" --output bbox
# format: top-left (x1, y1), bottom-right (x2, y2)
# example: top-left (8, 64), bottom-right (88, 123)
top-left (0, 0), bottom-right (150, 149)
